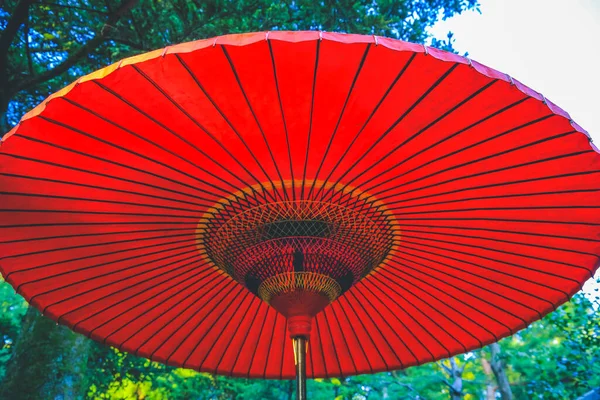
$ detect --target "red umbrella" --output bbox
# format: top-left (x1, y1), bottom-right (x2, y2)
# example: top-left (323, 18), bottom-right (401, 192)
top-left (1, 31), bottom-right (599, 398)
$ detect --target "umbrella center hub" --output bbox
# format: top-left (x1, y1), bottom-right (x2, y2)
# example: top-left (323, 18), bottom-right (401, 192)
top-left (198, 183), bottom-right (396, 320)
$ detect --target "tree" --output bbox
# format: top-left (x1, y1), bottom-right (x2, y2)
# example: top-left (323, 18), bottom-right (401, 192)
top-left (502, 293), bottom-right (600, 399)
top-left (0, 278), bottom-right (27, 382)
top-left (488, 343), bottom-right (513, 400)
top-left (0, 0), bottom-right (139, 132)
top-left (3, 2), bottom-right (599, 398)
top-left (1, 1), bottom-right (485, 398)
top-left (0, 307), bottom-right (95, 399)
top-left (0, 0), bottom-right (478, 133)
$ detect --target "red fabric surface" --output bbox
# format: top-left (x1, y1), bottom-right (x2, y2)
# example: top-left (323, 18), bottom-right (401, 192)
top-left (1, 31), bottom-right (599, 378)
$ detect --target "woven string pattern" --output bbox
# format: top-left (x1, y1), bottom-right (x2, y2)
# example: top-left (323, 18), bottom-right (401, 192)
top-left (199, 186), bottom-right (395, 299)
top-left (258, 272), bottom-right (342, 304)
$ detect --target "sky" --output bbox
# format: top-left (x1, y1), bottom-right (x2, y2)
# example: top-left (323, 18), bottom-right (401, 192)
top-left (430, 0), bottom-right (600, 295)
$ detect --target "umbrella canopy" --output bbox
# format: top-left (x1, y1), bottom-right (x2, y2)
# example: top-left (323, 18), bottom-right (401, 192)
top-left (1, 31), bottom-right (599, 380)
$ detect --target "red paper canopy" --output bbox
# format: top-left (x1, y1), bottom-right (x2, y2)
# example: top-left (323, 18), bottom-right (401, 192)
top-left (1, 31), bottom-right (599, 379)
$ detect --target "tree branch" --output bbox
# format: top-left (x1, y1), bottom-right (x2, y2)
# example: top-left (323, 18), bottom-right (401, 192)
top-left (0, 0), bottom-right (34, 58)
top-left (391, 371), bottom-right (418, 393)
top-left (441, 378), bottom-right (452, 388)
top-left (106, 36), bottom-right (147, 50)
top-left (438, 361), bottom-right (452, 375)
top-left (13, 0), bottom-right (138, 94)
top-left (128, 9), bottom-right (145, 49)
top-left (24, 7), bottom-right (33, 76)
top-left (41, 2), bottom-right (109, 14)
top-left (0, 0), bottom-right (35, 82)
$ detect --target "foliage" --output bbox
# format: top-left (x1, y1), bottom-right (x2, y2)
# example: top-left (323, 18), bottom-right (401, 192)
top-left (502, 294), bottom-right (600, 399)
top-left (0, 0), bottom-right (478, 132)
top-left (3, 1), bottom-right (599, 400)
top-left (0, 305), bottom-right (95, 399)
top-left (63, 290), bottom-right (598, 399)
top-left (0, 278), bottom-right (27, 382)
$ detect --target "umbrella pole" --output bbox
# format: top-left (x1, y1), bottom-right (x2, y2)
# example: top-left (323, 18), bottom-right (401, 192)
top-left (293, 336), bottom-right (307, 400)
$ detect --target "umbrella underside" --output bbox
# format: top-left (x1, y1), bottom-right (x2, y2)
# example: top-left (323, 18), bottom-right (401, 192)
top-left (198, 180), bottom-right (397, 319)
top-left (0, 31), bottom-right (599, 379)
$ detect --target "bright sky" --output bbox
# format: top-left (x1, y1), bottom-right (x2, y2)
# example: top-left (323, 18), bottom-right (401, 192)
top-left (430, 0), bottom-right (600, 296)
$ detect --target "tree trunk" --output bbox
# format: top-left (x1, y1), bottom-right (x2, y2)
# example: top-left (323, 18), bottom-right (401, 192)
top-left (481, 356), bottom-right (496, 400)
top-left (449, 357), bottom-right (463, 400)
top-left (0, 0), bottom-right (34, 136)
top-left (0, 306), bottom-right (94, 399)
top-left (489, 343), bottom-right (513, 400)
top-left (0, 90), bottom-right (9, 135)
